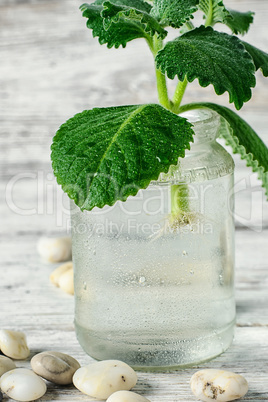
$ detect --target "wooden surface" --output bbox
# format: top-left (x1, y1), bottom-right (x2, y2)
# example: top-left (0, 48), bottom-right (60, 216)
top-left (1, 0), bottom-right (268, 400)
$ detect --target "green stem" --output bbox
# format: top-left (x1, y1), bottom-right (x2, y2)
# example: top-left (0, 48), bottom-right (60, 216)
top-left (147, 37), bottom-right (193, 223)
top-left (204, 0), bottom-right (214, 27)
top-left (185, 21), bottom-right (195, 30)
top-left (171, 184), bottom-right (190, 216)
top-left (148, 36), bottom-right (172, 110)
top-left (172, 77), bottom-right (188, 113)
top-left (155, 69), bottom-right (171, 109)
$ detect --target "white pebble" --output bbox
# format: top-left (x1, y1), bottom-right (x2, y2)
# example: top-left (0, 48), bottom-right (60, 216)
top-left (0, 368), bottom-right (47, 401)
top-left (0, 356), bottom-right (16, 376)
top-left (190, 369), bottom-right (248, 402)
top-left (50, 261), bottom-right (73, 286)
top-left (37, 236), bottom-right (72, 263)
top-left (58, 267), bottom-right (74, 295)
top-left (107, 390), bottom-right (151, 402)
top-left (0, 330), bottom-right (30, 360)
top-left (73, 360), bottom-right (138, 399)
top-left (31, 350), bottom-right (80, 384)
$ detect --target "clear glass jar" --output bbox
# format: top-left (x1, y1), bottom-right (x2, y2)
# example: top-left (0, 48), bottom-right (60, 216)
top-left (70, 109), bottom-right (235, 370)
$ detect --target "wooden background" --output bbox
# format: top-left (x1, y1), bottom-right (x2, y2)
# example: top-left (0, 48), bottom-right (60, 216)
top-left (0, 0), bottom-right (268, 400)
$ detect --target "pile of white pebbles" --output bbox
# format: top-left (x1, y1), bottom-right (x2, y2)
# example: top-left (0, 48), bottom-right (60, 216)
top-left (0, 328), bottom-right (249, 402)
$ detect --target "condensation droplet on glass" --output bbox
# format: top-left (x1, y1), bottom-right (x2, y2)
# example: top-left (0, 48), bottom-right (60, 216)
top-left (182, 250), bottom-right (188, 257)
top-left (190, 270), bottom-right (194, 275)
top-left (83, 282), bottom-right (87, 290)
top-left (139, 276), bottom-right (146, 286)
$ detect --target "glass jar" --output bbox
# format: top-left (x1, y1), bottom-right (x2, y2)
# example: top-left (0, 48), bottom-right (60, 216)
top-left (70, 109), bottom-right (235, 369)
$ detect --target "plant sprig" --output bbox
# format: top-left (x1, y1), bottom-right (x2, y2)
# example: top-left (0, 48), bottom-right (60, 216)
top-left (51, 0), bottom-right (268, 210)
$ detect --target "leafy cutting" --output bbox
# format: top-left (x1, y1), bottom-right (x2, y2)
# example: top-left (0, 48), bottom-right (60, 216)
top-left (51, 0), bottom-right (268, 211)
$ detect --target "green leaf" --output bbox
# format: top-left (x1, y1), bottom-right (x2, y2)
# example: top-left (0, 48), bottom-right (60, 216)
top-left (180, 103), bottom-right (268, 196)
top-left (80, 0), bottom-right (159, 48)
top-left (156, 26), bottom-right (256, 110)
top-left (225, 9), bottom-right (254, 35)
top-left (242, 41), bottom-right (268, 77)
top-left (101, 1), bottom-right (167, 40)
top-left (198, 1), bottom-right (254, 35)
top-left (51, 104), bottom-right (194, 211)
top-left (198, 0), bottom-right (230, 25)
top-left (150, 0), bottom-right (199, 29)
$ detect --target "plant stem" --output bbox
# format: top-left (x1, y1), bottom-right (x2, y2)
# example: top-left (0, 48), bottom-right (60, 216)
top-left (172, 77), bottom-right (188, 114)
top-left (147, 37), bottom-right (192, 222)
top-left (184, 21), bottom-right (195, 31)
top-left (204, 0), bottom-right (214, 27)
top-left (155, 68), bottom-right (172, 109)
top-left (148, 36), bottom-right (172, 110)
top-left (171, 184), bottom-right (190, 216)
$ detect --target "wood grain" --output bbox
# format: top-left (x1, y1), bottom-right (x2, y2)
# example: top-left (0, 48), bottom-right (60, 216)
top-left (1, 0), bottom-right (268, 400)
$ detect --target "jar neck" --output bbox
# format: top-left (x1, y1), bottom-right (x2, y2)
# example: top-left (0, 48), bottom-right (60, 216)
top-left (156, 108), bottom-right (234, 184)
top-left (180, 109), bottom-right (220, 146)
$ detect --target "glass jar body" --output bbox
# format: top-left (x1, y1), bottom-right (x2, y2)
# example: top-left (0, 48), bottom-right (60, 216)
top-left (71, 110), bottom-right (235, 369)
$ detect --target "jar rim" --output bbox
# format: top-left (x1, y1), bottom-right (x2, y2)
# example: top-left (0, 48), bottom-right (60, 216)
top-left (180, 108), bottom-right (220, 144)
top-left (179, 108), bottom-right (220, 125)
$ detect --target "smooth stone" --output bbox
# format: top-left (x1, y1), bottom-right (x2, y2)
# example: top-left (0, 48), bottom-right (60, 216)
top-left (31, 351), bottom-right (80, 384)
top-left (0, 356), bottom-right (16, 376)
top-left (0, 368), bottom-right (47, 402)
top-left (107, 390), bottom-right (151, 402)
top-left (73, 360), bottom-right (138, 399)
top-left (190, 369), bottom-right (248, 402)
top-left (0, 329), bottom-right (30, 360)
top-left (50, 261), bottom-right (73, 286)
top-left (58, 267), bottom-right (74, 295)
top-left (37, 236), bottom-right (72, 263)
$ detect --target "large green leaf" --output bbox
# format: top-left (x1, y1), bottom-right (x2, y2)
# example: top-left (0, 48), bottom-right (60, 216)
top-left (150, 0), bottom-right (199, 28)
top-left (101, 1), bottom-right (167, 40)
top-left (225, 9), bottom-right (254, 35)
top-left (179, 102), bottom-right (268, 196)
top-left (198, 0), bottom-right (229, 25)
top-left (80, 0), bottom-right (160, 48)
top-left (156, 26), bottom-right (256, 110)
top-left (242, 41), bottom-right (268, 77)
top-left (51, 104), bottom-right (194, 210)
